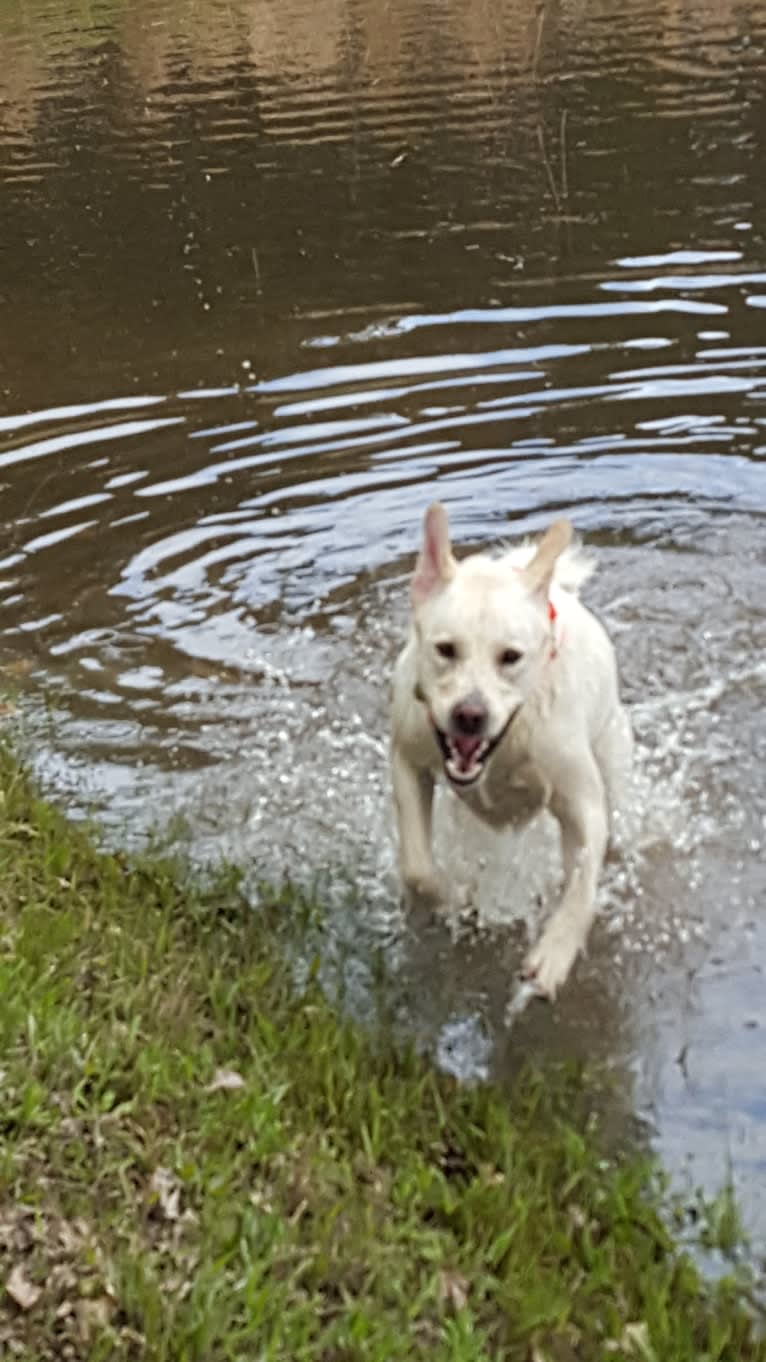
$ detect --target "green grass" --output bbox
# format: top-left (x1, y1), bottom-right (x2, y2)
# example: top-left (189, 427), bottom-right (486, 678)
top-left (0, 745), bottom-right (763, 1361)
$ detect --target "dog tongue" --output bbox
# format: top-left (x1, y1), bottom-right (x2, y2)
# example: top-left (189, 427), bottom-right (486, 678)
top-left (453, 735), bottom-right (483, 769)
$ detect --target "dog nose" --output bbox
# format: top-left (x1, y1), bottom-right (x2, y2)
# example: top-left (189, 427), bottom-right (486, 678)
top-left (451, 698), bottom-right (488, 737)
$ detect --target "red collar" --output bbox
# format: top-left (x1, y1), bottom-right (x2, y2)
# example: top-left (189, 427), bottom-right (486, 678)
top-left (548, 599), bottom-right (561, 660)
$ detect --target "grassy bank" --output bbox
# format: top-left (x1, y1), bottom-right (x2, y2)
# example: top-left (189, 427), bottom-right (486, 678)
top-left (0, 746), bottom-right (762, 1361)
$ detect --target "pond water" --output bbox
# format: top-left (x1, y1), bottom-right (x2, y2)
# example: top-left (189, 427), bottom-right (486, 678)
top-left (1, 0), bottom-right (765, 1236)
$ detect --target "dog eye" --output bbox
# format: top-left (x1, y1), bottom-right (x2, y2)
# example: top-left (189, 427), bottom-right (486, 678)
top-left (500, 647), bottom-right (523, 666)
top-left (435, 641), bottom-right (457, 661)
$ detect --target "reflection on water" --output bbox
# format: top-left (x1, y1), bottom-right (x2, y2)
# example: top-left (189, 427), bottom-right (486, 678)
top-left (1, 0), bottom-right (766, 1235)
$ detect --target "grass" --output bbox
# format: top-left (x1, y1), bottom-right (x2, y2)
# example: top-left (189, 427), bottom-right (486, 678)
top-left (0, 744), bottom-right (763, 1361)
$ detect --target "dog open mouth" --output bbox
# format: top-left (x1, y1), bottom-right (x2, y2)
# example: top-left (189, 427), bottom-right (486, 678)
top-left (432, 709), bottom-right (519, 787)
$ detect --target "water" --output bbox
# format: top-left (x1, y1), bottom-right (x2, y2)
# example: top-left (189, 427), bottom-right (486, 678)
top-left (1, 0), bottom-right (765, 1233)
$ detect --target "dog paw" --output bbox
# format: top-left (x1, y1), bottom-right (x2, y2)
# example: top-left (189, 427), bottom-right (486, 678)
top-left (522, 918), bottom-right (584, 1000)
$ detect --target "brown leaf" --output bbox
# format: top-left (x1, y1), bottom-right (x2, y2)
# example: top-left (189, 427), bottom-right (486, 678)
top-left (206, 1067), bottom-right (246, 1093)
top-left (57, 1219), bottom-right (85, 1254)
top-left (479, 1162), bottom-right (505, 1186)
top-left (76, 1295), bottom-right (114, 1342)
top-left (567, 1203), bottom-right (588, 1230)
top-left (621, 1322), bottom-right (655, 1359)
top-left (0, 701), bottom-right (18, 720)
top-left (5, 1263), bottom-right (41, 1311)
top-left (0, 659), bottom-right (35, 677)
top-left (530, 1336), bottom-right (581, 1362)
top-left (148, 1166), bottom-right (181, 1221)
top-left (438, 1267), bottom-right (469, 1311)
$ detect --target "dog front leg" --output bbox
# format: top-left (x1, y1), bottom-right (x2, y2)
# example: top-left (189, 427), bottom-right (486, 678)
top-left (523, 763), bottom-right (608, 999)
top-left (391, 748), bottom-right (444, 907)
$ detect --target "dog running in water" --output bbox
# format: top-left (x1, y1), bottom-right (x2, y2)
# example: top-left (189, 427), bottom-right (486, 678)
top-left (391, 503), bottom-right (632, 999)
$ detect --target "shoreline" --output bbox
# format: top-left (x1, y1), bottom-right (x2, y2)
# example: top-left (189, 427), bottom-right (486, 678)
top-left (0, 743), bottom-right (763, 1360)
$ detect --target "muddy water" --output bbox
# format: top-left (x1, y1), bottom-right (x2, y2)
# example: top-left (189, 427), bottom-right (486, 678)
top-left (2, 0), bottom-right (766, 1230)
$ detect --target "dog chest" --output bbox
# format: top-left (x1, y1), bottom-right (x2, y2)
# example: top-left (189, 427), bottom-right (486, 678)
top-left (450, 756), bottom-right (550, 829)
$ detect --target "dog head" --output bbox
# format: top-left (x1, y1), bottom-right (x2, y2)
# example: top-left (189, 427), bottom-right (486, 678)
top-left (410, 502), bottom-right (573, 787)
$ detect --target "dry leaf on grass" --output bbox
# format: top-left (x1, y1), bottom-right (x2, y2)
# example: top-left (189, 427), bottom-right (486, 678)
top-left (76, 1295), bottom-right (114, 1342)
top-left (621, 1321), bottom-right (655, 1359)
top-left (606, 1322), bottom-right (655, 1359)
top-left (529, 1336), bottom-right (581, 1362)
top-left (438, 1268), bottom-right (469, 1311)
top-left (206, 1067), bottom-right (246, 1092)
top-left (148, 1166), bottom-right (181, 1221)
top-left (5, 1263), bottom-right (41, 1311)
top-left (0, 659), bottom-right (35, 678)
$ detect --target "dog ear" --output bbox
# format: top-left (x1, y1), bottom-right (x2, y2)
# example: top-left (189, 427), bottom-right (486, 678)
top-left (523, 518), bottom-right (573, 598)
top-left (411, 502), bottom-right (456, 604)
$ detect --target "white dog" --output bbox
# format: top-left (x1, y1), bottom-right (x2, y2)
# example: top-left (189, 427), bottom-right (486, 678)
top-left (390, 503), bottom-right (632, 999)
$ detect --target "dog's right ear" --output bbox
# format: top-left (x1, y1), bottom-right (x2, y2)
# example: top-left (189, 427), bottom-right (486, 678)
top-left (411, 502), bottom-right (456, 605)
top-left (523, 518), bottom-right (573, 599)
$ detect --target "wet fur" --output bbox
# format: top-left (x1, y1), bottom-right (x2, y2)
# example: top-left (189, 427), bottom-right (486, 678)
top-left (390, 504), bottom-right (632, 999)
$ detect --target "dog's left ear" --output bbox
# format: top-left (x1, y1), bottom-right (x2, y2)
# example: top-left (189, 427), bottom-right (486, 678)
top-left (523, 518), bottom-right (573, 598)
